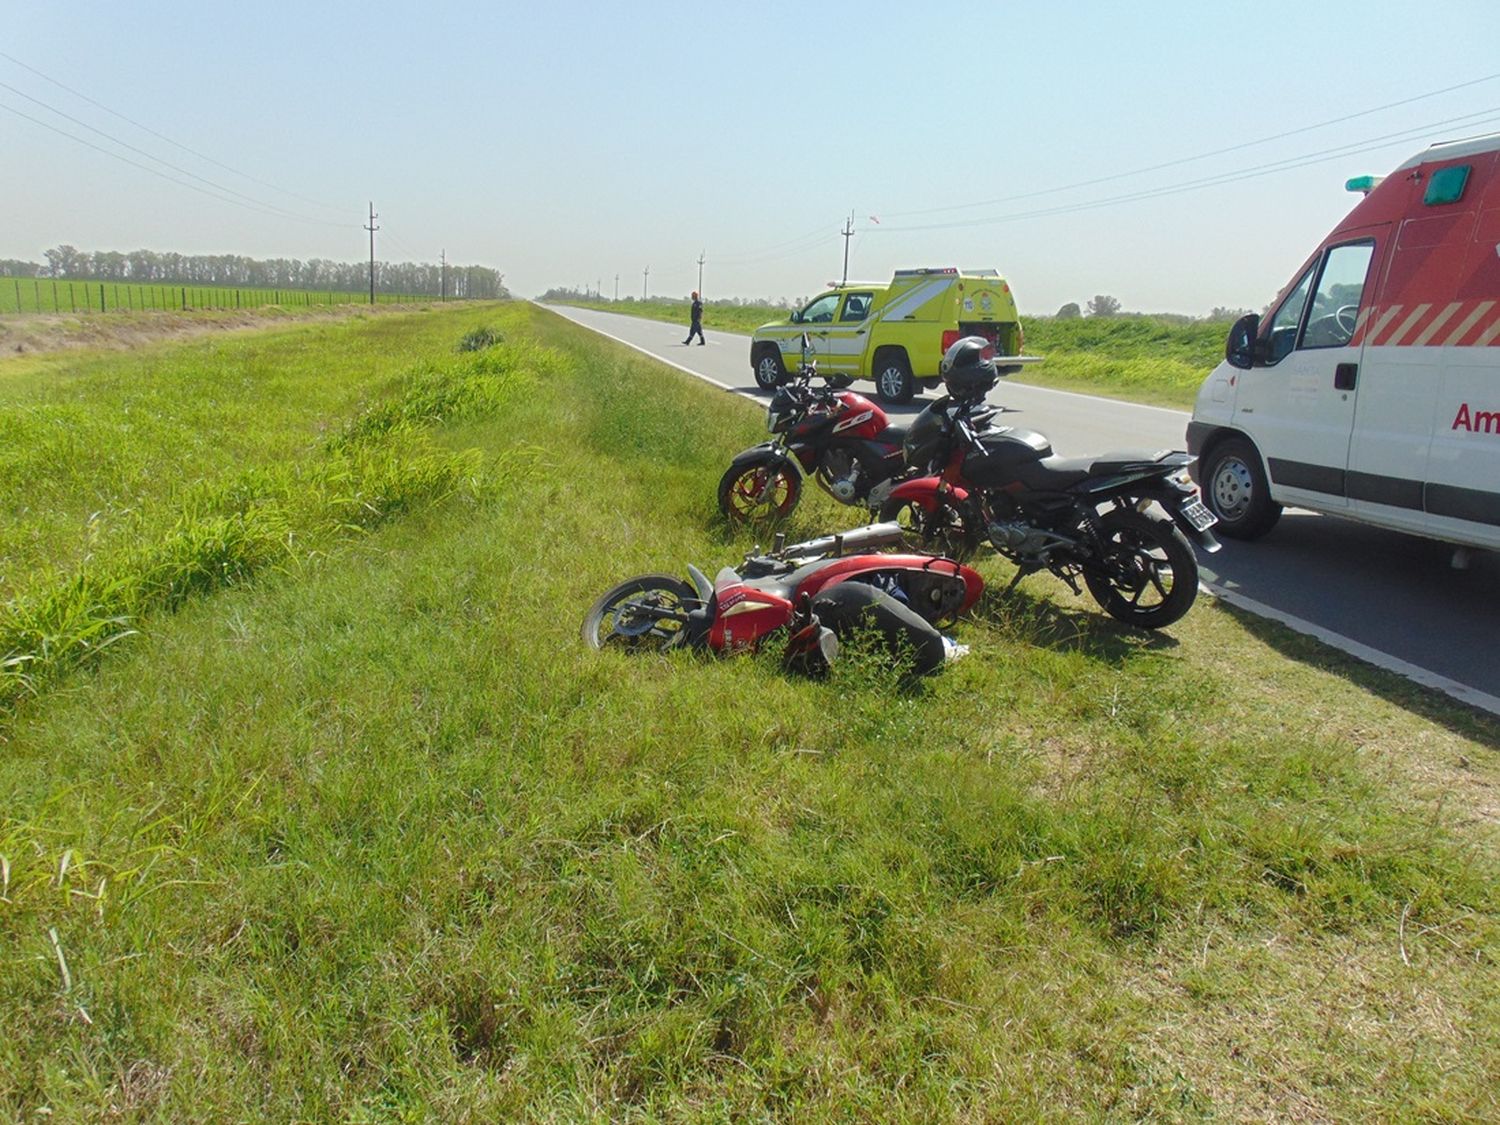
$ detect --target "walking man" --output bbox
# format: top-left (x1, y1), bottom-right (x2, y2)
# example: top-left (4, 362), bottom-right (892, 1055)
top-left (683, 291), bottom-right (705, 345)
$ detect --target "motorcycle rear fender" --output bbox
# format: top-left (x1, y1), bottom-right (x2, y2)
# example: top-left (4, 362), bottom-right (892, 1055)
top-left (1130, 474), bottom-right (1224, 555)
top-left (885, 476), bottom-right (970, 511)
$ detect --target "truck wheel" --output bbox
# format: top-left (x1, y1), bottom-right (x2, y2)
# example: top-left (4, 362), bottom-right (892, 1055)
top-left (875, 353), bottom-right (915, 404)
top-left (1202, 436), bottom-right (1282, 540)
top-left (753, 347), bottom-right (786, 390)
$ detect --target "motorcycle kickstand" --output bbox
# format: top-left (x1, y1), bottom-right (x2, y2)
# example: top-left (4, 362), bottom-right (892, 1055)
top-left (1004, 563), bottom-right (1039, 594)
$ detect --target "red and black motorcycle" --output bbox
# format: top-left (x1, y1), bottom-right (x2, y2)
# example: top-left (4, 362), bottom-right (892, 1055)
top-left (718, 343), bottom-right (909, 523)
top-left (582, 522), bottom-right (982, 675)
top-left (879, 339), bottom-right (1220, 630)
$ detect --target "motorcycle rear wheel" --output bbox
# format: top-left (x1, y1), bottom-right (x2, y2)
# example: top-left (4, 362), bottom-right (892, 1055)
top-left (1083, 509), bottom-right (1198, 629)
top-left (719, 459), bottom-right (802, 522)
top-left (582, 575), bottom-right (697, 651)
top-left (878, 495), bottom-right (981, 560)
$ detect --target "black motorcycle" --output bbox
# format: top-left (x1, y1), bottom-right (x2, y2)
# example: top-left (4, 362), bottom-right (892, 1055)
top-left (881, 390), bottom-right (1220, 630)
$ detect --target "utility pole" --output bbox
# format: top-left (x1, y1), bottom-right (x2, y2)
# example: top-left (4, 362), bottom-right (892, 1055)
top-left (839, 213), bottom-right (855, 287)
top-left (697, 250), bottom-right (706, 298)
top-left (642, 265), bottom-right (649, 300)
top-left (597, 278), bottom-right (602, 301)
top-left (364, 201), bottom-right (379, 304)
top-left (614, 274), bottom-right (619, 302)
top-left (440, 249), bottom-right (447, 302)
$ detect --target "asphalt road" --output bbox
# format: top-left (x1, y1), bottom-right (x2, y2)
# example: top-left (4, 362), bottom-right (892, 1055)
top-left (548, 304), bottom-right (1500, 715)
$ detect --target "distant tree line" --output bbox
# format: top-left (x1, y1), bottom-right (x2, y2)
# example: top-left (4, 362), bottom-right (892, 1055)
top-left (1054, 296), bottom-right (1252, 322)
top-left (2, 246), bottom-right (507, 298)
top-left (539, 285), bottom-right (795, 308)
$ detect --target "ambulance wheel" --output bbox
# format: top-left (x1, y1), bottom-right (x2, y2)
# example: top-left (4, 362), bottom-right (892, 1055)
top-left (1202, 436), bottom-right (1281, 540)
top-left (875, 354), bottom-right (915, 404)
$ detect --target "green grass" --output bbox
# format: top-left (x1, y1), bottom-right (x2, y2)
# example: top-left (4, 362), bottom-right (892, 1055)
top-left (0, 275), bottom-right (437, 315)
top-left (551, 297), bottom-right (1231, 408)
top-left (1, 304), bottom-right (1497, 1119)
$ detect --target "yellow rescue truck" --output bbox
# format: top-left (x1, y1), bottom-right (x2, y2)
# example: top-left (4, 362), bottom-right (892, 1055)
top-left (750, 267), bottom-right (1025, 403)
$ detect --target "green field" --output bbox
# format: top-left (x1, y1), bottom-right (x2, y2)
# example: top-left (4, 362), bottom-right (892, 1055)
top-left (550, 297), bottom-right (1231, 409)
top-left (2, 304), bottom-right (1497, 1119)
top-left (1, 275), bottom-right (437, 315)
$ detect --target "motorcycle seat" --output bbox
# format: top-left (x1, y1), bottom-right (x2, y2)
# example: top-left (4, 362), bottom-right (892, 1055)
top-left (1021, 450), bottom-right (1170, 489)
top-left (881, 423), bottom-right (910, 448)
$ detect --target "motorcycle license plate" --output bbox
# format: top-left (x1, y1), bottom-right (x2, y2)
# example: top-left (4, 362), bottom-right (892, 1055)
top-left (1181, 497), bottom-right (1216, 531)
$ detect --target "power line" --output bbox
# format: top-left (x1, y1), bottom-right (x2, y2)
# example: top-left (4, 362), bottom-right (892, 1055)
top-left (0, 98), bottom-right (356, 228)
top-left (0, 79), bottom-right (349, 228)
top-left (711, 221), bottom-right (837, 264)
top-left (880, 71), bottom-right (1500, 221)
top-left (0, 48), bottom-right (345, 214)
top-left (867, 110), bottom-right (1500, 234)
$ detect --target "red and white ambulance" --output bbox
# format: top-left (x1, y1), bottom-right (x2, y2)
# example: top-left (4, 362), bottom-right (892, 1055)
top-left (1188, 132), bottom-right (1500, 557)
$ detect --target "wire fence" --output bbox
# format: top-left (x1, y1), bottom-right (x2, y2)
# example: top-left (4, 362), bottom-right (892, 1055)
top-left (0, 277), bottom-right (460, 316)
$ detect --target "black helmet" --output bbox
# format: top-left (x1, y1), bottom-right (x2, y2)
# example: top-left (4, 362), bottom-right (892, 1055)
top-left (940, 335), bottom-right (998, 399)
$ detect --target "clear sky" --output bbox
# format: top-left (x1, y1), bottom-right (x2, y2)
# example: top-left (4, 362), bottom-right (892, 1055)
top-left (4, 1), bottom-right (1499, 315)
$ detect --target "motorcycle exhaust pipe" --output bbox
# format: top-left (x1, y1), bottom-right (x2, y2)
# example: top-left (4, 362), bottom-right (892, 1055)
top-left (780, 521), bottom-right (907, 559)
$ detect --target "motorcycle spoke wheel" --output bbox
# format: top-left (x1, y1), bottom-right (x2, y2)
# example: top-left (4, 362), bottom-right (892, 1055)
top-left (1082, 510), bottom-right (1199, 630)
top-left (719, 463), bottom-right (801, 523)
top-left (582, 575), bottom-right (697, 652)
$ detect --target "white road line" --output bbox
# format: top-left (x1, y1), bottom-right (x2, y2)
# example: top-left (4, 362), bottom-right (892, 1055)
top-left (549, 304), bottom-right (1499, 718)
top-left (543, 306), bottom-right (756, 399)
top-left (1205, 584), bottom-right (1500, 718)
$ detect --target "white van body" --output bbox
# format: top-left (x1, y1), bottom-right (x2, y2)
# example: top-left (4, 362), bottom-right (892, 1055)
top-left (1188, 134), bottom-right (1500, 551)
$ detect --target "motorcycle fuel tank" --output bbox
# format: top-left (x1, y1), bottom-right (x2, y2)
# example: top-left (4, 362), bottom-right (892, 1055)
top-left (961, 427), bottom-right (1053, 487)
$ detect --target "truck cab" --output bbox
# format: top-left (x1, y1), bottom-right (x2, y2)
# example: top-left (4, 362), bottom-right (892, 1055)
top-left (1188, 133), bottom-right (1500, 554)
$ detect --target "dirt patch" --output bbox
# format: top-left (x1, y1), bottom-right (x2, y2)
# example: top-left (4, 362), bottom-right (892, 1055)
top-left (0, 301), bottom-right (451, 359)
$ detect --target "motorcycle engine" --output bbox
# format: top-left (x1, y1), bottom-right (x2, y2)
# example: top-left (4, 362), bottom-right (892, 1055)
top-left (818, 450), bottom-right (862, 503)
top-left (988, 520), bottom-right (1074, 560)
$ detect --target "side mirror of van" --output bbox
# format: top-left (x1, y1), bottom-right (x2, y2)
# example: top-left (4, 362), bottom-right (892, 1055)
top-left (789, 310), bottom-right (802, 324)
top-left (1225, 313), bottom-right (1262, 370)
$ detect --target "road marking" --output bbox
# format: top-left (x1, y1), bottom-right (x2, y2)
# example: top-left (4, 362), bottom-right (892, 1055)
top-left (543, 306), bottom-right (752, 397)
top-left (1204, 584), bottom-right (1500, 718)
top-left (549, 304), bottom-right (1498, 716)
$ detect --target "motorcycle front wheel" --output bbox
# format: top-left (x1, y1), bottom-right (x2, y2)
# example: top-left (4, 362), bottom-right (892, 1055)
top-left (878, 495), bottom-right (981, 560)
top-left (718, 459), bottom-right (802, 522)
top-left (1082, 509), bottom-right (1199, 629)
top-left (582, 575), bottom-right (697, 651)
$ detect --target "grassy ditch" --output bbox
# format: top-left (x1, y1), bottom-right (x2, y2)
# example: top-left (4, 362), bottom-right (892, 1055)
top-left (550, 297), bottom-right (1228, 409)
top-left (1, 304), bottom-right (1497, 1119)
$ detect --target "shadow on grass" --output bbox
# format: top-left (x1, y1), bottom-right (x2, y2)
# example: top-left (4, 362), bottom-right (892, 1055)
top-left (969, 578), bottom-right (1181, 666)
top-left (1213, 597), bottom-right (1500, 752)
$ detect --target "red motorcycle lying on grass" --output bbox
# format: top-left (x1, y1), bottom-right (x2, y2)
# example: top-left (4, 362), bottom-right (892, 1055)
top-left (582, 522), bottom-right (982, 676)
top-left (718, 337), bottom-right (909, 523)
